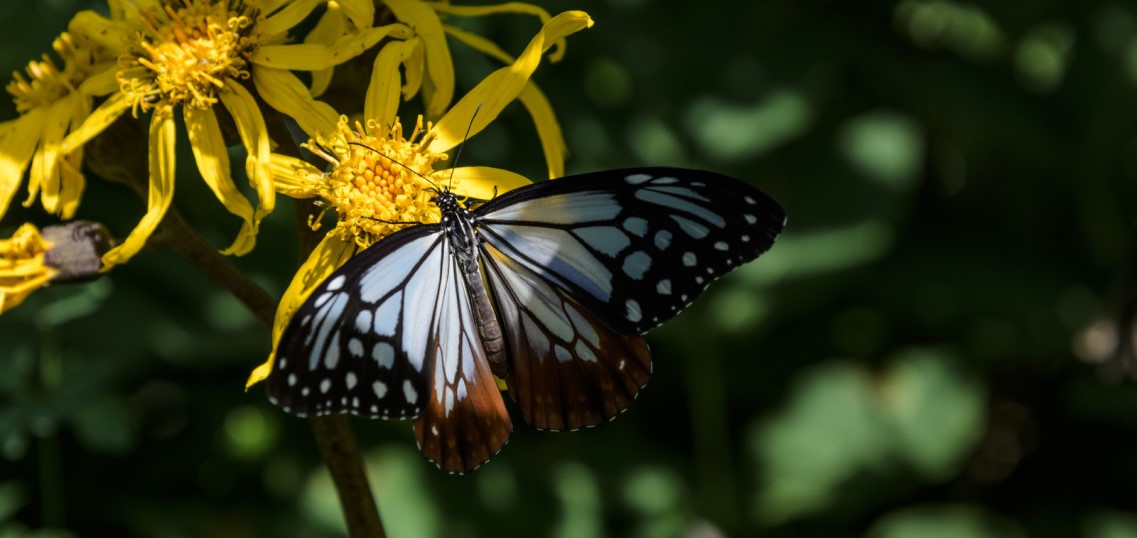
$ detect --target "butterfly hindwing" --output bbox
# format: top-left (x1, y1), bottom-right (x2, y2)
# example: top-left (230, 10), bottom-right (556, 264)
top-left (413, 237), bottom-right (512, 473)
top-left (481, 242), bottom-right (651, 430)
top-left (476, 167), bottom-right (786, 336)
top-left (267, 226), bottom-right (445, 420)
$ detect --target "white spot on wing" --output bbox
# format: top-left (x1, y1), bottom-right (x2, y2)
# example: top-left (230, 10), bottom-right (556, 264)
top-left (654, 230), bottom-right (672, 250)
top-left (373, 380), bottom-right (388, 398)
top-left (287, 373), bottom-right (297, 387)
top-left (372, 342), bottom-right (395, 368)
top-left (671, 215), bottom-right (709, 239)
top-left (320, 379), bottom-right (331, 394)
top-left (623, 217), bottom-right (649, 237)
top-left (683, 252), bottom-right (697, 267)
top-left (626, 299), bottom-right (642, 322)
top-left (348, 338), bottom-right (364, 357)
top-left (623, 251), bottom-right (652, 280)
top-left (576, 226), bottom-right (631, 257)
top-left (625, 173), bottom-right (652, 184)
top-left (745, 195), bottom-right (757, 205)
top-left (313, 292), bottom-right (332, 308)
top-left (744, 214), bottom-right (758, 224)
top-left (326, 275), bottom-right (346, 291)
top-left (346, 372), bottom-right (357, 390)
top-left (355, 309), bottom-right (373, 333)
top-left (657, 279), bottom-right (672, 295)
top-left (637, 189), bottom-right (724, 227)
top-left (372, 292), bottom-right (400, 336)
top-left (714, 241), bottom-right (728, 251)
top-left (403, 379), bottom-right (418, 403)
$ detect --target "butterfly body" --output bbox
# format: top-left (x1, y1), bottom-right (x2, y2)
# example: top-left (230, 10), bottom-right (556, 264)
top-left (268, 168), bottom-right (785, 473)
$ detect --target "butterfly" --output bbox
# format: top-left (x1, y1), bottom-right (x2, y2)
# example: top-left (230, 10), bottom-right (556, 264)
top-left (266, 168), bottom-right (785, 473)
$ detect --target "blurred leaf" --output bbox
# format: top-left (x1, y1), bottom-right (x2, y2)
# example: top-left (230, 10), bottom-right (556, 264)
top-left (750, 350), bottom-right (984, 523)
top-left (750, 362), bottom-right (890, 523)
top-left (221, 405), bottom-right (278, 460)
top-left (685, 90), bottom-right (813, 162)
top-left (839, 111), bottom-right (924, 190)
top-left (368, 447), bottom-right (441, 538)
top-left (868, 505), bottom-right (1023, 538)
top-left (879, 349), bottom-right (984, 479)
top-left (552, 463), bottom-right (602, 538)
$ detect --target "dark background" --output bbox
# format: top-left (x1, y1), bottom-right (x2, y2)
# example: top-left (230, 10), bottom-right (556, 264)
top-left (2, 1), bottom-right (1136, 537)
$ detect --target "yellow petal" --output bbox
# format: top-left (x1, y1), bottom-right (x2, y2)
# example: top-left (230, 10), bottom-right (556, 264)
top-left (57, 97), bottom-right (93, 219)
top-left (252, 67), bottom-right (339, 138)
top-left (184, 106), bottom-right (258, 256)
top-left (61, 93), bottom-right (128, 154)
top-left (384, 0), bottom-right (453, 117)
top-left (517, 83), bottom-right (566, 179)
top-left (77, 63), bottom-right (119, 97)
top-left (305, 4), bottom-right (350, 97)
top-left (428, 11), bottom-right (593, 153)
top-left (431, 2), bottom-right (567, 62)
top-left (365, 38), bottom-right (420, 127)
top-left (0, 112), bottom-right (45, 220)
top-left (258, 0), bottom-right (321, 38)
top-left (68, 10), bottom-right (127, 53)
top-left (246, 233), bottom-right (357, 389)
top-left (269, 153), bottom-right (324, 198)
top-left (32, 97), bottom-right (73, 216)
top-left (443, 25), bottom-right (567, 179)
top-left (337, 0), bottom-right (376, 29)
top-left (219, 82), bottom-right (275, 222)
top-left (101, 112), bottom-right (176, 269)
top-left (435, 166), bottom-right (532, 200)
top-left (250, 23), bottom-right (412, 70)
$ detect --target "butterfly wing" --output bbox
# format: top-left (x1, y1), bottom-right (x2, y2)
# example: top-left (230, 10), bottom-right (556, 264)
top-left (480, 241), bottom-right (651, 430)
top-left (267, 225), bottom-right (511, 473)
top-left (413, 235), bottom-right (512, 473)
top-left (475, 167), bottom-right (784, 430)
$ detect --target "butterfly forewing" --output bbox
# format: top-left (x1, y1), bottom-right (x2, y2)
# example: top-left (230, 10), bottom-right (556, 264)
top-left (476, 168), bottom-right (786, 336)
top-left (267, 226), bottom-right (445, 419)
top-left (481, 242), bottom-right (651, 430)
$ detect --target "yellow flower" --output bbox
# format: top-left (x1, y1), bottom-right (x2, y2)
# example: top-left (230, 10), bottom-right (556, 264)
top-left (58, 0), bottom-right (414, 269)
top-left (0, 223), bottom-right (57, 315)
top-left (311, 0), bottom-right (574, 179)
top-left (246, 10), bottom-right (594, 388)
top-left (0, 30), bottom-right (117, 225)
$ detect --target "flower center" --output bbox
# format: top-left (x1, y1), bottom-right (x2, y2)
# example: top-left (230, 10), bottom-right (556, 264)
top-left (118, 0), bottom-right (257, 114)
top-left (7, 33), bottom-right (103, 114)
top-left (309, 117), bottom-right (448, 246)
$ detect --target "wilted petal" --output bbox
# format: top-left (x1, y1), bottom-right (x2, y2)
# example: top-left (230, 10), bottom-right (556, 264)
top-left (101, 113), bottom-right (176, 268)
top-left (61, 93), bottom-right (128, 153)
top-left (185, 106), bottom-right (258, 256)
top-left (219, 83), bottom-right (275, 222)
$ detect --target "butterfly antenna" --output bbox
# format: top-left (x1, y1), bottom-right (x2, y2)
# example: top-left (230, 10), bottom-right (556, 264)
top-left (348, 141), bottom-right (441, 192)
top-left (447, 103), bottom-right (483, 192)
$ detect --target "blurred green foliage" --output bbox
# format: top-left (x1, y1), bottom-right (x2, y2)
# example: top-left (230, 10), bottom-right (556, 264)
top-left (2, 0), bottom-right (1137, 536)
